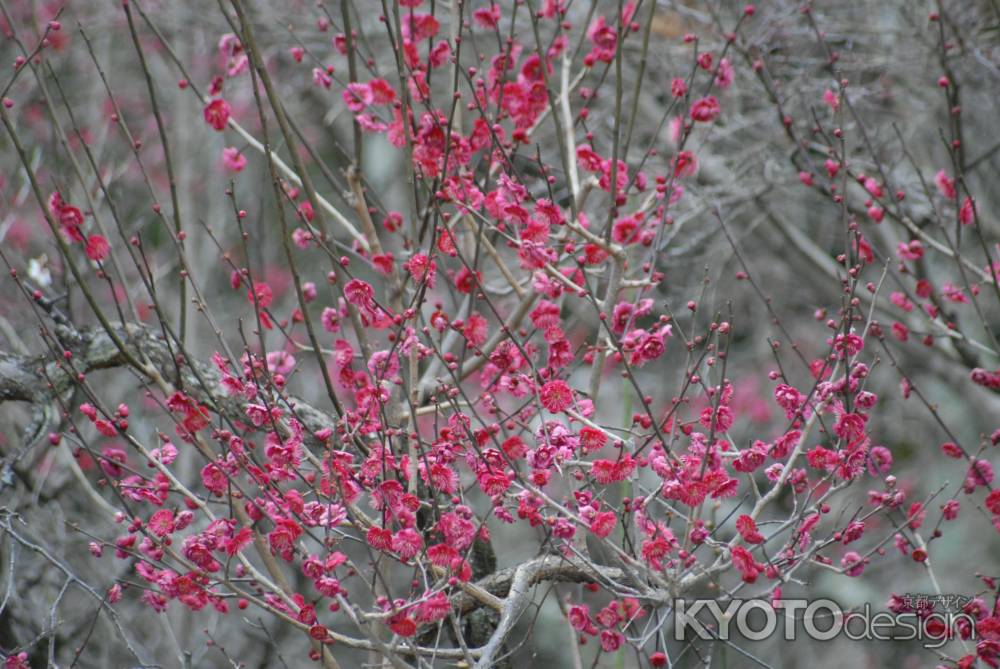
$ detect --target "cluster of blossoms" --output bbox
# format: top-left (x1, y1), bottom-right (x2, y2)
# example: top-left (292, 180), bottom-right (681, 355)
top-left (46, 191), bottom-right (108, 261)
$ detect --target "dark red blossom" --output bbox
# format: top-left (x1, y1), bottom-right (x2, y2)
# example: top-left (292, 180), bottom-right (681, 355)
top-left (203, 98), bottom-right (231, 131)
